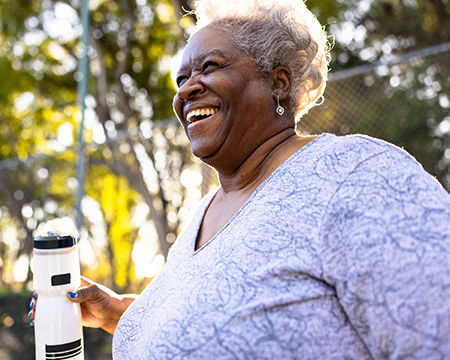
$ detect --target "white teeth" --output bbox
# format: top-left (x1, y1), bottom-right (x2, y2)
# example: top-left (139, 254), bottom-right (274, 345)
top-left (186, 107), bottom-right (219, 123)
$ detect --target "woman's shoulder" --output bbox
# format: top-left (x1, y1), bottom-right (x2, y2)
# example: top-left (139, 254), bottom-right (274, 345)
top-left (335, 134), bottom-right (439, 180)
top-left (318, 134), bottom-right (449, 223)
top-left (319, 133), bottom-right (419, 161)
top-left (294, 133), bottom-right (421, 187)
top-left (303, 133), bottom-right (449, 212)
top-left (316, 133), bottom-right (434, 179)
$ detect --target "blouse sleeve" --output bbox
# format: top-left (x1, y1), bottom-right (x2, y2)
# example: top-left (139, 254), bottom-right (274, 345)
top-left (320, 146), bottom-right (450, 359)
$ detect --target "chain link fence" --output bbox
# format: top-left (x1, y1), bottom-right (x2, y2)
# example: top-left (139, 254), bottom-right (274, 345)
top-left (298, 46), bottom-right (450, 190)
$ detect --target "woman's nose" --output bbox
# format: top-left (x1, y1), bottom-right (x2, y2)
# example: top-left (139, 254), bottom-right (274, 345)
top-left (176, 77), bottom-right (205, 100)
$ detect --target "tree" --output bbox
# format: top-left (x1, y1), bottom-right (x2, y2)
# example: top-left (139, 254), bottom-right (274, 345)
top-left (0, 0), bottom-right (81, 286)
top-left (0, 0), bottom-right (201, 291)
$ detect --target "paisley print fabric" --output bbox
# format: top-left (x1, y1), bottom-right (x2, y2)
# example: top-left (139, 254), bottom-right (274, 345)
top-left (113, 134), bottom-right (450, 359)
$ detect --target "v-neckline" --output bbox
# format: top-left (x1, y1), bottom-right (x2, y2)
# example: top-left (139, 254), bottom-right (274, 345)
top-left (190, 133), bottom-right (329, 255)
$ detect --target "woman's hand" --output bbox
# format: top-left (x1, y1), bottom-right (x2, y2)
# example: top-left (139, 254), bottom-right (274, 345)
top-left (66, 277), bottom-right (137, 334)
top-left (28, 277), bottom-right (137, 335)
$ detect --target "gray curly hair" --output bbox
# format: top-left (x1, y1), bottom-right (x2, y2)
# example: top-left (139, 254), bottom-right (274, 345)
top-left (192, 0), bottom-right (329, 121)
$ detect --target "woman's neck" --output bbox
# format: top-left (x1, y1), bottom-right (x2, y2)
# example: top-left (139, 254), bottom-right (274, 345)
top-left (216, 128), bottom-right (307, 193)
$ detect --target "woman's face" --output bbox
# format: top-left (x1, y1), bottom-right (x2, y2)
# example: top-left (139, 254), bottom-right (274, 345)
top-left (173, 25), bottom-right (279, 171)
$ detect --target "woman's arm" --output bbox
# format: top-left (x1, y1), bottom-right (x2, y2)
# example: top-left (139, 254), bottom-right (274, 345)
top-left (321, 146), bottom-right (450, 359)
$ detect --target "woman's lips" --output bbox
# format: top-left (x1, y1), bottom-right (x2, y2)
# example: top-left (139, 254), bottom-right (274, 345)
top-left (186, 107), bottom-right (220, 123)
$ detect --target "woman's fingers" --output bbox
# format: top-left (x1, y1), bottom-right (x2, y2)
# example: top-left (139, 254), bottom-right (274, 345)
top-left (28, 291), bottom-right (37, 326)
top-left (29, 292), bottom-right (36, 310)
top-left (67, 277), bottom-right (97, 302)
top-left (67, 283), bottom-right (100, 303)
top-left (27, 306), bottom-right (34, 324)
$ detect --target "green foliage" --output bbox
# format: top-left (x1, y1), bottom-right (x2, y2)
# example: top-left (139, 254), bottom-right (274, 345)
top-left (86, 172), bottom-right (138, 290)
top-left (328, 0), bottom-right (450, 69)
top-left (0, 0), bottom-right (192, 292)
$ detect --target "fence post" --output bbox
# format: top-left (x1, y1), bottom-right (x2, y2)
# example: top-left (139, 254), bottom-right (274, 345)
top-left (75, 0), bottom-right (90, 234)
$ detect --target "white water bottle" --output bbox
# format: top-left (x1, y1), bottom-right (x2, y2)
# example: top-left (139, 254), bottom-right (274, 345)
top-left (33, 233), bottom-right (84, 360)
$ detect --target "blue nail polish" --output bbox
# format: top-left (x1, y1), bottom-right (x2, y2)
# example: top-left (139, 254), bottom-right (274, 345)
top-left (29, 321), bottom-right (34, 327)
top-left (68, 291), bottom-right (78, 298)
top-left (29, 301), bottom-right (34, 309)
top-left (27, 310), bottom-right (32, 319)
top-left (32, 291), bottom-right (36, 298)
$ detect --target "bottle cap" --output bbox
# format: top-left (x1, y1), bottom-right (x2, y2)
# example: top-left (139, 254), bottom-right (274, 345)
top-left (34, 235), bottom-right (76, 249)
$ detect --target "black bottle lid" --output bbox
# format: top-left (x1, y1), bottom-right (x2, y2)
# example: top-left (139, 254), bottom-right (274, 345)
top-left (34, 235), bottom-right (76, 249)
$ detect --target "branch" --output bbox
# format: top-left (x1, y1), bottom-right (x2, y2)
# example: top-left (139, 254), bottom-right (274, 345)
top-left (172, 0), bottom-right (195, 41)
top-left (89, 145), bottom-right (171, 259)
top-left (127, 141), bottom-right (171, 259)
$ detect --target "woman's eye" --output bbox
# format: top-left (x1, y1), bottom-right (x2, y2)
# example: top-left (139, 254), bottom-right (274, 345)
top-left (202, 61), bottom-right (217, 72)
top-left (176, 76), bottom-right (187, 87)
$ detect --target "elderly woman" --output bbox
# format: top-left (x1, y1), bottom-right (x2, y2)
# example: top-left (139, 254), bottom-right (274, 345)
top-left (29, 0), bottom-right (450, 358)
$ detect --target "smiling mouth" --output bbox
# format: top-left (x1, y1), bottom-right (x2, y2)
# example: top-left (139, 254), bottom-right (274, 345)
top-left (186, 107), bottom-right (219, 123)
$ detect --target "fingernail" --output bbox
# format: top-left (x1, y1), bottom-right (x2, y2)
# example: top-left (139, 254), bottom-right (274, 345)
top-left (32, 291), bottom-right (36, 298)
top-left (29, 321), bottom-right (34, 327)
top-left (68, 291), bottom-right (78, 298)
top-left (29, 301), bottom-right (34, 309)
top-left (27, 310), bottom-right (33, 319)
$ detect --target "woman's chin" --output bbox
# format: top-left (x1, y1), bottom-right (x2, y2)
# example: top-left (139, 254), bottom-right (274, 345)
top-left (190, 143), bottom-right (218, 159)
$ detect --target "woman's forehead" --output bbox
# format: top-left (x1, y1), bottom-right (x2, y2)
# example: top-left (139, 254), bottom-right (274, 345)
top-left (180, 26), bottom-right (235, 65)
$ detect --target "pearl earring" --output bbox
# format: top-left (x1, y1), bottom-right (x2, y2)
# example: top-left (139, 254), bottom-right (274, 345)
top-left (276, 95), bottom-right (285, 116)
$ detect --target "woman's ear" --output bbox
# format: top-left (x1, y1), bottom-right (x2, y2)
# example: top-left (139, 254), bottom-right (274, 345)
top-left (269, 66), bottom-right (292, 100)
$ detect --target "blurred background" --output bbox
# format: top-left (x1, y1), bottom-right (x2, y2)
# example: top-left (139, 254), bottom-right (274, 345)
top-left (0, 0), bottom-right (448, 358)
